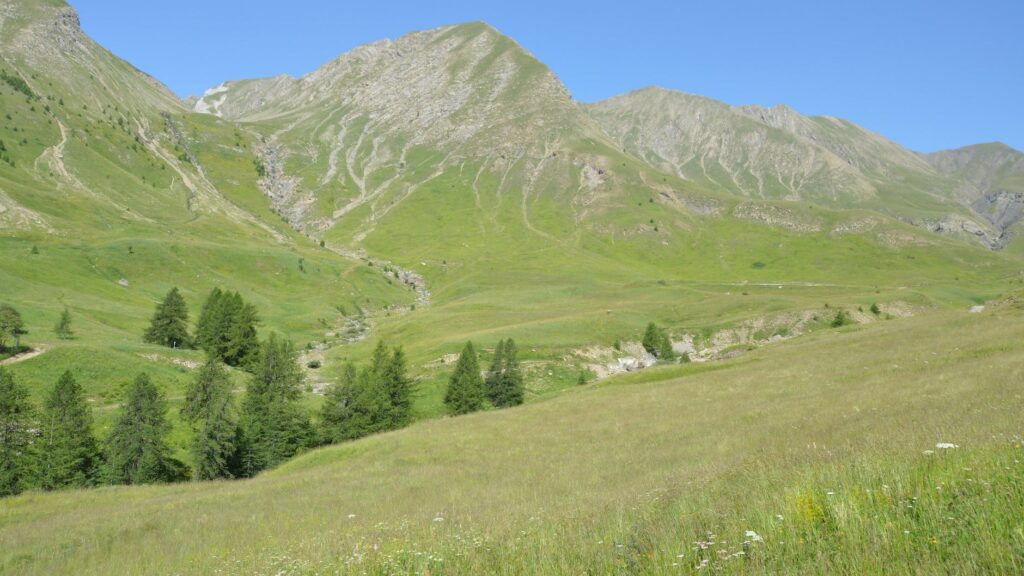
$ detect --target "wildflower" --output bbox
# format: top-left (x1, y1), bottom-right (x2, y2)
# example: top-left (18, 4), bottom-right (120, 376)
top-left (936, 442), bottom-right (959, 449)
top-left (923, 450), bottom-right (934, 455)
top-left (745, 530), bottom-right (763, 542)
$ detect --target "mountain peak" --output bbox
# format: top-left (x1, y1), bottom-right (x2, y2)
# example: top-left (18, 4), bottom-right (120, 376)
top-left (193, 19), bottom-right (579, 153)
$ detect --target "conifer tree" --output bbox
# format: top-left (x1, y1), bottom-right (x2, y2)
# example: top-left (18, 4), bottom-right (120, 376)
top-left (0, 304), bottom-right (26, 351)
top-left (444, 341), bottom-right (485, 415)
top-left (38, 371), bottom-right (100, 489)
top-left (182, 357), bottom-right (237, 480)
top-left (342, 367), bottom-right (390, 440)
top-left (642, 322), bottom-right (675, 361)
top-left (193, 288), bottom-right (223, 351)
top-left (54, 307), bottom-right (74, 340)
top-left (222, 293), bottom-right (260, 369)
top-left (143, 287), bottom-right (190, 349)
top-left (382, 345), bottom-right (413, 427)
top-left (240, 334), bottom-right (311, 474)
top-left (0, 368), bottom-right (36, 496)
top-left (195, 290), bottom-right (260, 369)
top-left (105, 373), bottom-right (182, 485)
top-left (319, 362), bottom-right (359, 443)
top-left (491, 339), bottom-right (525, 408)
top-left (657, 331), bottom-right (676, 362)
top-left (484, 339), bottom-right (506, 400)
top-left (642, 322), bottom-right (661, 356)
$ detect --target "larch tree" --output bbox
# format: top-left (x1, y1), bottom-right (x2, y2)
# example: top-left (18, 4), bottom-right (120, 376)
top-left (54, 307), bottom-right (74, 340)
top-left (38, 371), bottom-right (100, 489)
top-left (0, 304), bottom-right (27, 351)
top-left (182, 357), bottom-right (238, 480)
top-left (105, 373), bottom-right (182, 485)
top-left (492, 339), bottom-right (524, 408)
top-left (381, 344), bottom-right (413, 427)
top-left (484, 339), bottom-right (506, 401)
top-left (240, 334), bottom-right (311, 474)
top-left (444, 341), bottom-right (485, 415)
top-left (0, 368), bottom-right (36, 496)
top-left (143, 287), bottom-right (190, 349)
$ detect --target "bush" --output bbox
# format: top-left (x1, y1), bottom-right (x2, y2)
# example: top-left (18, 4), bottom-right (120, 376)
top-left (831, 310), bottom-right (853, 328)
top-left (306, 360), bottom-right (322, 369)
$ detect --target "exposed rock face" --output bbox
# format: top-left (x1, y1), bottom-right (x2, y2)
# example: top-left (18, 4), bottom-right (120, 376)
top-left (1, 0), bottom-right (182, 114)
top-left (926, 143), bottom-right (1024, 248)
top-left (732, 203), bottom-right (821, 233)
top-left (257, 140), bottom-right (312, 229)
top-left (194, 22), bottom-right (582, 158)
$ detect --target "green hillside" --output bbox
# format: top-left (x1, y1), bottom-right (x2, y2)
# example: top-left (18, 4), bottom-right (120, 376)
top-left (0, 1), bottom-right (1023, 573)
top-left (3, 303), bottom-right (1024, 574)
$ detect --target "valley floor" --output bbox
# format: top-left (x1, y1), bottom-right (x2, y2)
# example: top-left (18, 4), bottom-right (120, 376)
top-left (2, 302), bottom-right (1023, 574)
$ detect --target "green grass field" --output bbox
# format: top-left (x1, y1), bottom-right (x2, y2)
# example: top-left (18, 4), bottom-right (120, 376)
top-left (3, 301), bottom-right (1023, 574)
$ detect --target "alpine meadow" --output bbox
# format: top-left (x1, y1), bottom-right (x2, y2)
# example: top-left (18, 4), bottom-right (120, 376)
top-left (1, 1), bottom-right (1024, 574)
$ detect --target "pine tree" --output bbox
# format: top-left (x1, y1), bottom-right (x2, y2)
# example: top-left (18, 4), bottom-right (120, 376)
top-left (105, 373), bottom-right (182, 485)
top-left (657, 331), bottom-right (676, 362)
top-left (0, 368), bottom-right (36, 496)
top-left (320, 362), bottom-right (359, 443)
top-left (484, 339), bottom-right (506, 400)
top-left (143, 287), bottom-right (190, 349)
top-left (491, 339), bottom-right (525, 408)
top-left (195, 290), bottom-right (260, 369)
top-left (0, 304), bottom-right (27, 351)
top-left (444, 341), bottom-right (485, 415)
top-left (382, 345), bottom-right (413, 427)
top-left (182, 357), bottom-right (237, 480)
top-left (193, 288), bottom-right (223, 351)
top-left (54, 307), bottom-right (74, 340)
top-left (38, 371), bottom-right (100, 489)
top-left (343, 367), bottom-right (390, 440)
top-left (642, 322), bottom-right (661, 356)
top-left (222, 294), bottom-right (260, 369)
top-left (240, 334), bottom-right (311, 474)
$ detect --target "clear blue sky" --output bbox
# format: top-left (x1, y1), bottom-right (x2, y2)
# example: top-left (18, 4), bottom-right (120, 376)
top-left (70, 0), bottom-right (1023, 152)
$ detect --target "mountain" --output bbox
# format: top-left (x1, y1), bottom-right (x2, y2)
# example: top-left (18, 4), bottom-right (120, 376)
top-left (925, 142), bottom-right (1024, 245)
top-left (584, 86), bottom-right (1024, 249)
top-left (0, 0), bottom-right (411, 416)
top-left (0, 1), bottom-right (1020, 427)
top-left (3, 4), bottom-right (1024, 574)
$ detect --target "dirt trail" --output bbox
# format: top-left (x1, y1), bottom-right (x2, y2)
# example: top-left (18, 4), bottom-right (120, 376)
top-left (0, 344), bottom-right (50, 366)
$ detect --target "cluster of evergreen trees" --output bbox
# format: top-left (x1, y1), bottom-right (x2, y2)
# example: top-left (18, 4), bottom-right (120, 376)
top-left (444, 339), bottom-right (524, 416)
top-left (0, 331), bottom-right (318, 496)
top-left (642, 322), bottom-right (676, 361)
top-left (319, 341), bottom-right (414, 443)
top-left (143, 287), bottom-right (260, 369)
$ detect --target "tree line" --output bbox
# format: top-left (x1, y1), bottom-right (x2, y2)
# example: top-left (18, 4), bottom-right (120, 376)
top-left (143, 287), bottom-right (260, 369)
top-left (444, 339), bottom-right (524, 415)
top-left (0, 287), bottom-right (529, 497)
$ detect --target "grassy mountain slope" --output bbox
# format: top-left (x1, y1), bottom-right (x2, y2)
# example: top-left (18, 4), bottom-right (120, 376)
top-left (1, 3), bottom-right (1020, 424)
top-left (0, 0), bottom-right (412, 443)
top-left (191, 23), bottom-right (1021, 402)
top-left (3, 302), bottom-right (1024, 574)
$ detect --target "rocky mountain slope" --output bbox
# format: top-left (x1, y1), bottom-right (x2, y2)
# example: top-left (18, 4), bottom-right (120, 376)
top-left (585, 87), bottom-right (1024, 249)
top-left (0, 0), bottom-right (1019, 385)
top-left (925, 143), bottom-right (1024, 245)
